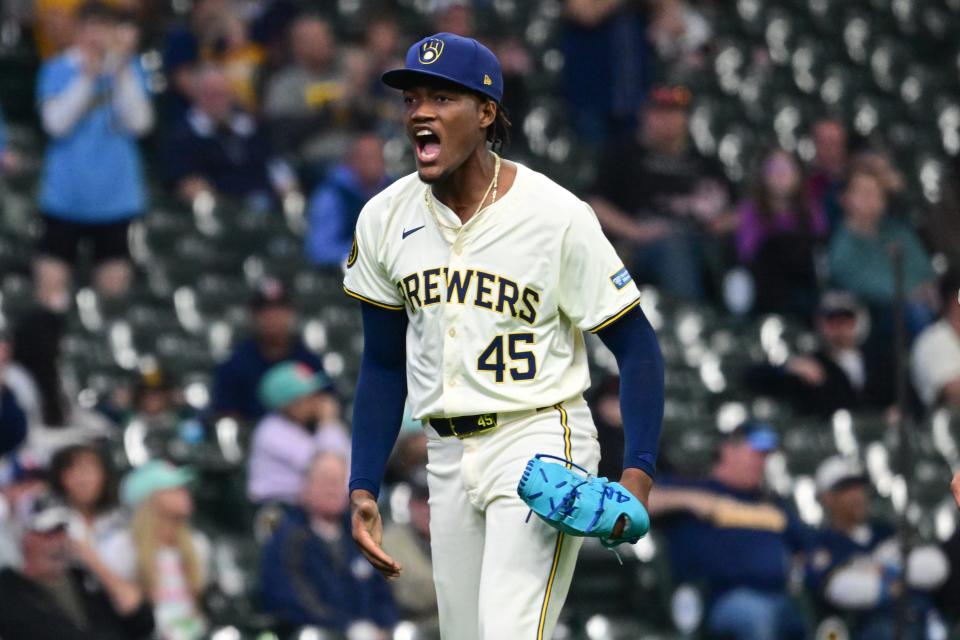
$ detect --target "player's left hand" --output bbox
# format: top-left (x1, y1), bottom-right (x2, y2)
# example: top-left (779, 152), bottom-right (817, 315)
top-left (613, 468), bottom-right (653, 539)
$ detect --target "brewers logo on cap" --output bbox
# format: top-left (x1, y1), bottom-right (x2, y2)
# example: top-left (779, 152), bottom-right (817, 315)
top-left (419, 38), bottom-right (444, 64)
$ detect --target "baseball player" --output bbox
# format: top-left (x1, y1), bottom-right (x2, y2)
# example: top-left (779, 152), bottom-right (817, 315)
top-left (345, 32), bottom-right (665, 639)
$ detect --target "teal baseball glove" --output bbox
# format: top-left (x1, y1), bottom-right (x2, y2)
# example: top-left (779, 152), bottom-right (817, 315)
top-left (517, 453), bottom-right (650, 548)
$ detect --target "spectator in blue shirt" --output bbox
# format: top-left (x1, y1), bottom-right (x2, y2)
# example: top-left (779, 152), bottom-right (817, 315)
top-left (210, 278), bottom-right (335, 424)
top-left (0, 338), bottom-right (27, 456)
top-left (648, 422), bottom-right (811, 640)
top-left (35, 2), bottom-right (153, 311)
top-left (258, 450), bottom-right (398, 635)
top-left (160, 65), bottom-right (300, 212)
top-left (305, 131), bottom-right (392, 269)
top-left (807, 456), bottom-right (949, 640)
top-left (0, 333), bottom-right (27, 457)
top-left (0, 389), bottom-right (26, 458)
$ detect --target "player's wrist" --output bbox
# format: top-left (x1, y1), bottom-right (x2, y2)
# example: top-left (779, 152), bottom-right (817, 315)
top-left (350, 488), bottom-right (378, 505)
top-left (619, 467), bottom-right (654, 506)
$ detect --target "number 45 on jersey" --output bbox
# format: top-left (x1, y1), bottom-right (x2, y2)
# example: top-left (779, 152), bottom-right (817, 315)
top-left (477, 333), bottom-right (536, 383)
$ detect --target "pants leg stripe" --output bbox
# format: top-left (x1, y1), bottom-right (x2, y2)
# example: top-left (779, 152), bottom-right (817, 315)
top-left (535, 403), bottom-right (574, 639)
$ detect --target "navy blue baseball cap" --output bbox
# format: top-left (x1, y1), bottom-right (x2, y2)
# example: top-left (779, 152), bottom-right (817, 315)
top-left (382, 32), bottom-right (503, 103)
top-left (726, 421), bottom-right (779, 453)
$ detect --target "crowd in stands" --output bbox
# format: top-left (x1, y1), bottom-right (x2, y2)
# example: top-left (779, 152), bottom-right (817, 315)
top-left (0, 0), bottom-right (959, 639)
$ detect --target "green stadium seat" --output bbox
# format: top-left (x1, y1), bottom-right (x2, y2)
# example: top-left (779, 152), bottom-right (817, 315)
top-left (154, 331), bottom-right (216, 376)
top-left (142, 208), bottom-right (195, 251)
top-left (194, 274), bottom-right (251, 316)
top-left (781, 422), bottom-right (837, 474)
top-left (0, 46), bottom-right (39, 122)
top-left (293, 269), bottom-right (345, 313)
top-left (0, 273), bottom-right (33, 324)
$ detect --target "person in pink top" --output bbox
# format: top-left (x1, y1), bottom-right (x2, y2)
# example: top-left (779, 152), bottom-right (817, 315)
top-left (736, 148), bottom-right (829, 317)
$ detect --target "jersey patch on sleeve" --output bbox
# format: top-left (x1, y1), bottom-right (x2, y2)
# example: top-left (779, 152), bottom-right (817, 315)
top-left (346, 234), bottom-right (358, 268)
top-left (609, 267), bottom-right (633, 290)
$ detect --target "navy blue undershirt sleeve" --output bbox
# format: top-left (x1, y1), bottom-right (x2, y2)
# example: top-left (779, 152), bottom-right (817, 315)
top-left (348, 302), bottom-right (408, 497)
top-left (595, 306), bottom-right (664, 479)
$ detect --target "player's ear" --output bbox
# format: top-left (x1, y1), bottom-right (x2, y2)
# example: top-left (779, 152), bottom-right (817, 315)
top-left (478, 98), bottom-right (497, 131)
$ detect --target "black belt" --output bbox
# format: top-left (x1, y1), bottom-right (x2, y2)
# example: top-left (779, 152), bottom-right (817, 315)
top-left (429, 413), bottom-right (498, 438)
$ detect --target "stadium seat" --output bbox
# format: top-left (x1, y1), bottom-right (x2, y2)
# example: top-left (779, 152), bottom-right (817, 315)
top-left (0, 272), bottom-right (32, 324)
top-left (293, 269), bottom-right (345, 313)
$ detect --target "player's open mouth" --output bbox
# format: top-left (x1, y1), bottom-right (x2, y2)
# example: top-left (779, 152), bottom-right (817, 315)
top-left (414, 129), bottom-right (441, 164)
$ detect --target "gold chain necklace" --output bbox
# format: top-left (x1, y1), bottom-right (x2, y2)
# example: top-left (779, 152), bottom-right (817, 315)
top-left (424, 152), bottom-right (501, 231)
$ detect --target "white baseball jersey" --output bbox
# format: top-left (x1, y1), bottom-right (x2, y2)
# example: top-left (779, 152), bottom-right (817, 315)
top-left (343, 161), bottom-right (641, 420)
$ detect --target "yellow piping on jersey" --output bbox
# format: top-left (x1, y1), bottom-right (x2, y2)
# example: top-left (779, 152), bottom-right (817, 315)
top-left (536, 403), bottom-right (574, 639)
top-left (342, 286), bottom-right (405, 311)
top-left (555, 403), bottom-right (573, 463)
top-left (537, 533), bottom-right (565, 640)
top-left (587, 296), bottom-right (642, 333)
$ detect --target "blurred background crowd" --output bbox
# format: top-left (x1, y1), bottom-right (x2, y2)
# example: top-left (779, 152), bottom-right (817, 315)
top-left (0, 0), bottom-right (959, 638)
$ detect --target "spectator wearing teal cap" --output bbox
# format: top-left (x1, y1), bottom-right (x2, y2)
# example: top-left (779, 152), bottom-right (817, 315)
top-left (247, 362), bottom-right (350, 506)
top-left (100, 460), bottom-right (210, 640)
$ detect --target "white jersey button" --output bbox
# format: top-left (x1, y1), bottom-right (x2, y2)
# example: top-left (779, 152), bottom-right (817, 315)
top-left (449, 327), bottom-right (457, 337)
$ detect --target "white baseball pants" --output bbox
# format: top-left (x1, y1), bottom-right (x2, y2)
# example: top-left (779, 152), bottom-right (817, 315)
top-left (424, 397), bottom-right (601, 640)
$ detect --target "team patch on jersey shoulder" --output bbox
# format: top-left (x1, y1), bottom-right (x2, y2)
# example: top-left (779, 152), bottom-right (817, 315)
top-left (346, 234), bottom-right (358, 268)
top-left (609, 267), bottom-right (633, 290)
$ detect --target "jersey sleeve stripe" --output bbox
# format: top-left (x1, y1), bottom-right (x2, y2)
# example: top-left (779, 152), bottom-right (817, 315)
top-left (342, 286), bottom-right (405, 311)
top-left (586, 296), bottom-right (642, 334)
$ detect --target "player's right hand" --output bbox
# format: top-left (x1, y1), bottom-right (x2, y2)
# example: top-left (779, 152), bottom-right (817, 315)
top-left (350, 489), bottom-right (402, 579)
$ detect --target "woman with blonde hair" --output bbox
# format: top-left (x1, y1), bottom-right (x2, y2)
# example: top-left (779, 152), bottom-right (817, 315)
top-left (101, 460), bottom-right (210, 640)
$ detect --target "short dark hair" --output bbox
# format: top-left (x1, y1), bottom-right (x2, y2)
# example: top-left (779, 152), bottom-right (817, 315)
top-left (75, 1), bottom-right (120, 23)
top-left (486, 102), bottom-right (512, 154)
top-left (49, 444), bottom-right (119, 514)
top-left (843, 166), bottom-right (883, 193)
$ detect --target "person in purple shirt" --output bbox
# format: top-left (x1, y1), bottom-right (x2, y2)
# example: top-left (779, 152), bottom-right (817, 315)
top-left (737, 148), bottom-right (828, 317)
top-left (247, 361), bottom-right (348, 506)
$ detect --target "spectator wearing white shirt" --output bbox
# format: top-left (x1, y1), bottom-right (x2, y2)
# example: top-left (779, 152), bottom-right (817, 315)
top-left (100, 461), bottom-right (210, 640)
top-left (911, 271), bottom-right (960, 410)
top-left (807, 457), bottom-right (949, 638)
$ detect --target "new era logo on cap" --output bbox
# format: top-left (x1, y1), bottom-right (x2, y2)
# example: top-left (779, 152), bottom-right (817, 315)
top-left (483, 74), bottom-right (492, 86)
